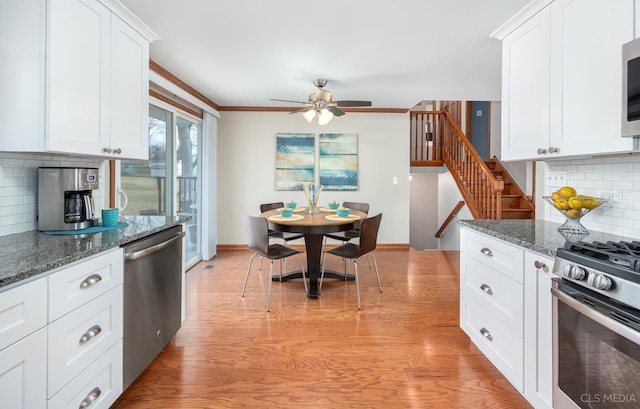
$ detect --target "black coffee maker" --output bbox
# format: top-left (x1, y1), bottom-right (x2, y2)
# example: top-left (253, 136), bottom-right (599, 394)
top-left (38, 167), bottom-right (99, 231)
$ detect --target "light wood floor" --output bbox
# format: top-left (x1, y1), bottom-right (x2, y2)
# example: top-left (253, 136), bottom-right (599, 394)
top-left (112, 248), bottom-right (531, 408)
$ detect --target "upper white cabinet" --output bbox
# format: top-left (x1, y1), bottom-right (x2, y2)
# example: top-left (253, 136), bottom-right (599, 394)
top-left (0, 0), bottom-right (158, 160)
top-left (494, 0), bottom-right (637, 161)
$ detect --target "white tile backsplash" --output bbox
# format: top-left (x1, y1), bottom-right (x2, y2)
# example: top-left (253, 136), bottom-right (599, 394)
top-left (544, 152), bottom-right (640, 238)
top-left (0, 152), bottom-right (105, 236)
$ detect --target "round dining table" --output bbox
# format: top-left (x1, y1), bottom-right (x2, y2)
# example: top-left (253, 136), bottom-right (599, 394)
top-left (260, 207), bottom-right (367, 298)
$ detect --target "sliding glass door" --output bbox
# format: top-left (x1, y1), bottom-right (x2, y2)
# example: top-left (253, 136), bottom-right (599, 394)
top-left (120, 101), bottom-right (202, 268)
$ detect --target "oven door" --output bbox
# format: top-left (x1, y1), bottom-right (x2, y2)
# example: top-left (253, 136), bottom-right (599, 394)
top-left (552, 279), bottom-right (640, 409)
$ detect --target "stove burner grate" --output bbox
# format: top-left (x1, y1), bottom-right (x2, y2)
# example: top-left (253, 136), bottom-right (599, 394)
top-left (564, 240), bottom-right (640, 273)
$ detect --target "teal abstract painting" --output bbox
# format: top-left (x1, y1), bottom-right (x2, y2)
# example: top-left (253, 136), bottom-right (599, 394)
top-left (275, 133), bottom-right (315, 190)
top-left (319, 133), bottom-right (358, 191)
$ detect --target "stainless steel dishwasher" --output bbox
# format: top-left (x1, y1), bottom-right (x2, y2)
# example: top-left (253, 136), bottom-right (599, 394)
top-left (122, 225), bottom-right (184, 390)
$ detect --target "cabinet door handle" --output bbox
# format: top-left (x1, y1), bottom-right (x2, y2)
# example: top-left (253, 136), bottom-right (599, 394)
top-left (534, 260), bottom-right (548, 272)
top-left (102, 147), bottom-right (112, 154)
top-left (480, 247), bottom-right (493, 257)
top-left (78, 387), bottom-right (101, 409)
top-left (113, 148), bottom-right (122, 154)
top-left (548, 146), bottom-right (559, 154)
top-left (78, 325), bottom-right (102, 345)
top-left (480, 283), bottom-right (493, 295)
top-left (537, 148), bottom-right (547, 154)
top-left (79, 274), bottom-right (102, 289)
top-left (480, 327), bottom-right (493, 341)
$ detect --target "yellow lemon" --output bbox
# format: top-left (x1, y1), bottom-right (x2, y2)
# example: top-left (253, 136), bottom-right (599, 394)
top-left (565, 209), bottom-right (583, 219)
top-left (583, 197), bottom-right (600, 210)
top-left (568, 197), bottom-right (584, 209)
top-left (557, 186), bottom-right (577, 198)
top-left (553, 199), bottom-right (570, 210)
top-left (551, 191), bottom-right (561, 200)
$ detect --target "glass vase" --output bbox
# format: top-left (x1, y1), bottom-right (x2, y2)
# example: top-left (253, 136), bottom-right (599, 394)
top-left (302, 184), bottom-right (322, 215)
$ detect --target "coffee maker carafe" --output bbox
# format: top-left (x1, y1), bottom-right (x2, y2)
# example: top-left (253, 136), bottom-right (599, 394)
top-left (38, 167), bottom-right (99, 231)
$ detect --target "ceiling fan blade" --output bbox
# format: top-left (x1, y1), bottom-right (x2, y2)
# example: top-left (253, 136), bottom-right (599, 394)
top-left (289, 107), bottom-right (313, 114)
top-left (270, 98), bottom-right (308, 104)
top-left (333, 100), bottom-right (372, 107)
top-left (327, 106), bottom-right (345, 116)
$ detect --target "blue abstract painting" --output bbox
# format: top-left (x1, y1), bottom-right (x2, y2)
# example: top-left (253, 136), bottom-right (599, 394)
top-left (275, 133), bottom-right (315, 191)
top-left (319, 133), bottom-right (358, 191)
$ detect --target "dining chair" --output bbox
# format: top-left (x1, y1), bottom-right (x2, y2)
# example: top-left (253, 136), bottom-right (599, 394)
top-left (242, 214), bottom-right (307, 312)
top-left (259, 202), bottom-right (304, 270)
top-left (320, 213), bottom-right (382, 309)
top-left (323, 201), bottom-right (370, 272)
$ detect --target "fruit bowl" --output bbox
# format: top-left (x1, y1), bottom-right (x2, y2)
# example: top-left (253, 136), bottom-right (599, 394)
top-left (543, 196), bottom-right (608, 235)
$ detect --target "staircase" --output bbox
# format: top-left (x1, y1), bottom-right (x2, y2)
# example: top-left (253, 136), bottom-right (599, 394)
top-left (484, 157), bottom-right (534, 219)
top-left (410, 108), bottom-right (534, 220)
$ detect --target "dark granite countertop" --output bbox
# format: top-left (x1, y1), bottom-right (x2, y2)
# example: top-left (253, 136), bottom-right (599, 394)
top-left (458, 219), bottom-right (637, 258)
top-left (0, 215), bottom-right (191, 290)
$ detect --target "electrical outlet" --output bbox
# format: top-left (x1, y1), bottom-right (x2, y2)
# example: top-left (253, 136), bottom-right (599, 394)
top-left (392, 176), bottom-right (398, 185)
top-left (546, 171), bottom-right (568, 187)
top-left (597, 190), bottom-right (620, 202)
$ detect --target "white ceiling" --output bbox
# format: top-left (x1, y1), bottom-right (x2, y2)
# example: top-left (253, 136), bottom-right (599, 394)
top-left (120, 0), bottom-right (529, 109)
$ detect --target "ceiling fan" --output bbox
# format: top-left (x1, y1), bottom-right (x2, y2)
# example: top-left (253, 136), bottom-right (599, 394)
top-left (270, 79), bottom-right (372, 125)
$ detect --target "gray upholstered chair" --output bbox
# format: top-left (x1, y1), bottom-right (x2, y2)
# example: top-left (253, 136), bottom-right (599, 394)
top-left (320, 213), bottom-right (382, 309)
top-left (242, 214), bottom-right (307, 312)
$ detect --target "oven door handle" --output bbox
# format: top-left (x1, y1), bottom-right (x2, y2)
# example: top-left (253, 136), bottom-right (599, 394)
top-left (552, 287), bottom-right (640, 345)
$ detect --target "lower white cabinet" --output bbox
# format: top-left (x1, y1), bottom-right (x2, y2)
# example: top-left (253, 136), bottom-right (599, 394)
top-left (47, 340), bottom-right (122, 409)
top-left (460, 227), bottom-right (556, 409)
top-left (523, 251), bottom-right (555, 409)
top-left (47, 286), bottom-right (123, 396)
top-left (0, 328), bottom-right (47, 409)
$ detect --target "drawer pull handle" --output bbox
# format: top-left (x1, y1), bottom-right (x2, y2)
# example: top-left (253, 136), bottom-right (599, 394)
top-left (480, 283), bottom-right (493, 295)
top-left (80, 274), bottom-right (102, 288)
top-left (79, 325), bottom-right (102, 345)
top-left (480, 247), bottom-right (493, 257)
top-left (79, 387), bottom-right (101, 409)
top-left (534, 260), bottom-right (548, 272)
top-left (480, 327), bottom-right (493, 342)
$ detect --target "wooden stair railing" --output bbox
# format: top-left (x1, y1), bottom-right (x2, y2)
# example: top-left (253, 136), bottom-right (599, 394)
top-left (440, 110), bottom-right (503, 219)
top-left (410, 110), bottom-right (444, 166)
top-left (435, 201), bottom-right (465, 238)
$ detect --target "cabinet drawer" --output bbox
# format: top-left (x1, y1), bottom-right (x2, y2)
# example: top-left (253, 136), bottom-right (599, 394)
top-left (49, 248), bottom-right (123, 322)
top-left (0, 327), bottom-right (47, 409)
top-left (48, 286), bottom-right (123, 397)
top-left (460, 228), bottom-right (524, 283)
top-left (48, 340), bottom-right (122, 409)
top-left (0, 277), bottom-right (47, 351)
top-left (460, 292), bottom-right (524, 392)
top-left (460, 254), bottom-right (524, 337)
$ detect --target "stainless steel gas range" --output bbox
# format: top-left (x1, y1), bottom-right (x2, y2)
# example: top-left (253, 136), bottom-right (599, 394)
top-left (552, 240), bottom-right (640, 409)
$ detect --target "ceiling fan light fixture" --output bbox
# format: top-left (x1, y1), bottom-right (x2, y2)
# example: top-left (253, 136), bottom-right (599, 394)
top-left (318, 108), bottom-right (334, 125)
top-left (302, 109), bottom-right (316, 123)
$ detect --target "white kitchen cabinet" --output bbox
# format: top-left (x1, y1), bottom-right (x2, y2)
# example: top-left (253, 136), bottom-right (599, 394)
top-left (0, 0), bottom-right (157, 160)
top-left (460, 227), bottom-right (559, 408)
top-left (47, 249), bottom-right (124, 401)
top-left (0, 277), bottom-right (48, 409)
top-left (0, 328), bottom-right (48, 409)
top-left (459, 228), bottom-right (525, 391)
top-left (495, 0), bottom-right (637, 161)
top-left (523, 251), bottom-right (556, 409)
top-left (500, 5), bottom-right (551, 161)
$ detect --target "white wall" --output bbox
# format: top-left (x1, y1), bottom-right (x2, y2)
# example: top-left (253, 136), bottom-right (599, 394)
top-left (217, 111), bottom-right (410, 245)
top-left (437, 170), bottom-right (473, 250)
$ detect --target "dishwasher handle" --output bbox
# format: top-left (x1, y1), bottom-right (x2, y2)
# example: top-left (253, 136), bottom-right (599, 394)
top-left (125, 232), bottom-right (185, 261)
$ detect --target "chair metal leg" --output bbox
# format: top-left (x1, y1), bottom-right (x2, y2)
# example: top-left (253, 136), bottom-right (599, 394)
top-left (370, 253), bottom-right (382, 292)
top-left (299, 253), bottom-right (308, 294)
top-left (319, 252), bottom-right (329, 293)
top-left (267, 260), bottom-right (274, 312)
top-left (353, 259), bottom-right (361, 310)
top-left (242, 254), bottom-right (258, 297)
top-left (258, 255), bottom-right (264, 270)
